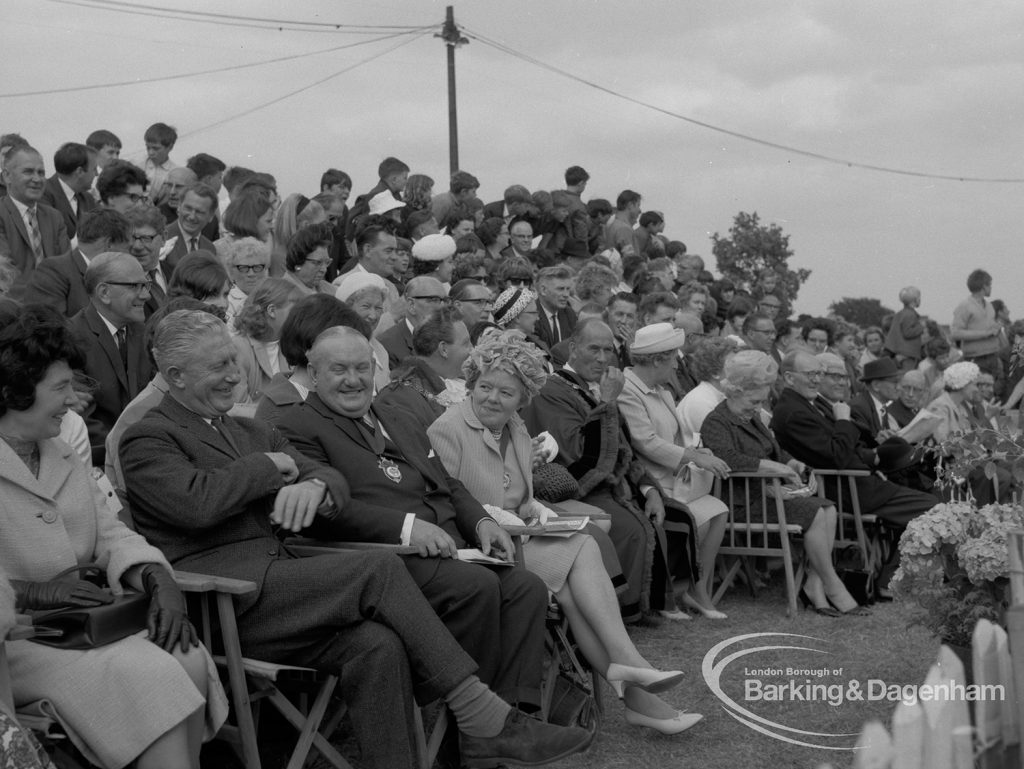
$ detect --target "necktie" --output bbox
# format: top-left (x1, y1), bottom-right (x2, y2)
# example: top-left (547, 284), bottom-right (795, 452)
top-left (550, 313), bottom-right (561, 344)
top-left (25, 207), bottom-right (44, 264)
top-left (189, 237), bottom-right (198, 253)
top-left (881, 404), bottom-right (896, 431)
top-left (115, 328), bottom-right (128, 371)
top-left (147, 271), bottom-right (165, 304)
top-left (213, 417), bottom-right (241, 456)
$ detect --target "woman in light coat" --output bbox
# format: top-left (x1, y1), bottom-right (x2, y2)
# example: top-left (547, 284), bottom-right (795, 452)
top-left (429, 332), bottom-right (702, 736)
top-left (618, 324), bottom-right (731, 619)
top-left (0, 304), bottom-right (227, 769)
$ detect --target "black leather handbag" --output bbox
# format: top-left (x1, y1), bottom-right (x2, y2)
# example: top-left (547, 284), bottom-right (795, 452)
top-left (29, 564), bottom-right (149, 650)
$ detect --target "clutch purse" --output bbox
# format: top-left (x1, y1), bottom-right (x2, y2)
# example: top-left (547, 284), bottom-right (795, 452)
top-left (29, 564), bottom-right (149, 651)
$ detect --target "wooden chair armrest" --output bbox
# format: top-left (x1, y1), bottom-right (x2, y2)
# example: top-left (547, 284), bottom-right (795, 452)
top-left (173, 570), bottom-right (258, 596)
top-left (552, 512), bottom-right (612, 521)
top-left (284, 538), bottom-right (420, 557)
top-left (724, 470), bottom-right (790, 479)
top-left (810, 468), bottom-right (872, 477)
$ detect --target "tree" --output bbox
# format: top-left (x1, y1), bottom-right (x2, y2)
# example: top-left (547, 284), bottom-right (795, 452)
top-left (711, 212), bottom-right (810, 315)
top-left (828, 297), bottom-right (895, 329)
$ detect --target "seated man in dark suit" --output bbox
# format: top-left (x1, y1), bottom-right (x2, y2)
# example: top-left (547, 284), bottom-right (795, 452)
top-left (277, 326), bottom-right (549, 711)
top-left (850, 357), bottom-right (902, 448)
top-left (40, 142), bottom-right (98, 240)
top-left (160, 183), bottom-right (218, 280)
top-left (534, 265), bottom-right (578, 350)
top-left (888, 370), bottom-right (927, 429)
top-left (21, 208), bottom-right (130, 316)
top-left (376, 275), bottom-right (446, 369)
top-left (770, 350), bottom-right (937, 529)
top-left (68, 251), bottom-right (153, 464)
top-left (120, 310), bottom-right (591, 769)
top-left (124, 202), bottom-right (170, 317)
top-left (0, 145), bottom-right (71, 281)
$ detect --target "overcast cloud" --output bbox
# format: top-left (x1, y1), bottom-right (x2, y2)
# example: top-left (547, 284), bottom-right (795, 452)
top-left (4, 0), bottom-right (1022, 318)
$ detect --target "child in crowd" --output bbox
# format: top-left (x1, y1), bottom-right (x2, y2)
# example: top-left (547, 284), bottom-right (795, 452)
top-left (143, 121), bottom-right (178, 202)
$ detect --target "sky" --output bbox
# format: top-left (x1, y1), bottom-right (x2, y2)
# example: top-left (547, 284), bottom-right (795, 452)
top-left (4, 0), bottom-right (1023, 319)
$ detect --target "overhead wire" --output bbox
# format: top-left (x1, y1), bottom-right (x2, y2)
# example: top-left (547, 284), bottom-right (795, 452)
top-left (0, 28), bottom-right (432, 98)
top-left (463, 27), bottom-right (1024, 184)
top-left (175, 29), bottom-right (431, 142)
top-left (44, 0), bottom-right (431, 34)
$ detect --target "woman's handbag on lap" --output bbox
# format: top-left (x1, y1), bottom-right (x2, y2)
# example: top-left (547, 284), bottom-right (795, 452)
top-left (28, 565), bottom-right (149, 650)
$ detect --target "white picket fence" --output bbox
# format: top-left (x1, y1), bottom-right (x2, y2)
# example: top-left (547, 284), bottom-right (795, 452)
top-left (822, 529), bottom-right (1024, 769)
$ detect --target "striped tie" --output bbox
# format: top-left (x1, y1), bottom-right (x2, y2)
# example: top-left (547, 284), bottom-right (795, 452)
top-left (25, 207), bottom-right (44, 264)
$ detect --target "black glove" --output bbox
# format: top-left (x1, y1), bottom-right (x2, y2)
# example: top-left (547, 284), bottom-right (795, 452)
top-left (140, 564), bottom-right (197, 653)
top-left (11, 578), bottom-right (114, 611)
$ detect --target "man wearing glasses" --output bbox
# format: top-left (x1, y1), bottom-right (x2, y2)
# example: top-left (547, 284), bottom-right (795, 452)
top-left (376, 275), bottom-right (447, 369)
top-left (771, 350), bottom-right (937, 529)
top-left (68, 252), bottom-right (153, 464)
top-left (449, 279), bottom-right (493, 331)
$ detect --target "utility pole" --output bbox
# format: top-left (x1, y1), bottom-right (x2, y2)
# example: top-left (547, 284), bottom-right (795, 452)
top-left (437, 6), bottom-right (467, 176)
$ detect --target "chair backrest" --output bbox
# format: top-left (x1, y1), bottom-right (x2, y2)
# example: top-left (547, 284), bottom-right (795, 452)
top-left (810, 468), bottom-right (873, 571)
top-left (713, 470), bottom-right (802, 616)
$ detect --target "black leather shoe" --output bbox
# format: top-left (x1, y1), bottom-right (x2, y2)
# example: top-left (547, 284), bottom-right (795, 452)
top-left (461, 709), bottom-right (593, 767)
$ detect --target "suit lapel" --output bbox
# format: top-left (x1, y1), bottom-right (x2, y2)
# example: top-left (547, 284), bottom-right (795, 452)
top-left (0, 438), bottom-right (73, 502)
top-left (251, 339), bottom-right (276, 381)
top-left (400, 322), bottom-right (414, 356)
top-left (374, 406), bottom-right (439, 482)
top-left (163, 395), bottom-right (240, 458)
top-left (2, 197), bottom-right (31, 248)
top-left (85, 306), bottom-right (129, 391)
top-left (47, 178), bottom-right (75, 230)
top-left (307, 393), bottom-right (373, 452)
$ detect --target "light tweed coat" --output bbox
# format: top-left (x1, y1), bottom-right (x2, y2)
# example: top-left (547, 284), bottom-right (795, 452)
top-left (0, 437), bottom-right (226, 769)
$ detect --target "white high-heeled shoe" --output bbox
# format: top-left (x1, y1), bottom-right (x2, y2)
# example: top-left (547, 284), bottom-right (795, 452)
top-left (679, 592), bottom-right (728, 620)
top-left (606, 664), bottom-right (685, 698)
top-left (624, 706), bottom-right (703, 735)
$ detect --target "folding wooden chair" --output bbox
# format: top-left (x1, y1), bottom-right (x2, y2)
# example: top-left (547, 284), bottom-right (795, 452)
top-left (175, 570), bottom-right (352, 769)
top-left (809, 468), bottom-right (878, 575)
top-left (711, 470), bottom-right (804, 617)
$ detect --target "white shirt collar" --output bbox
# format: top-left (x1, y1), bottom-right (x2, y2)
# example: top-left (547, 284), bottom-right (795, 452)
top-left (9, 196), bottom-right (32, 218)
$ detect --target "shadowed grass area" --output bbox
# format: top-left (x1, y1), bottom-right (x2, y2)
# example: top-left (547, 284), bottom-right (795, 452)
top-left (552, 574), bottom-right (938, 769)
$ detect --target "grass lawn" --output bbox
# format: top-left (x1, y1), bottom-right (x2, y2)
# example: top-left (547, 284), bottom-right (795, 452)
top-left (207, 573), bottom-right (939, 769)
top-left (553, 575), bottom-right (939, 769)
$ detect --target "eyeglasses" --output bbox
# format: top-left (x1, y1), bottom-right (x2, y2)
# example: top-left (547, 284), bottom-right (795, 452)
top-left (410, 295), bottom-right (446, 305)
top-left (123, 193), bottom-right (146, 204)
top-left (303, 257), bottom-right (330, 268)
top-left (457, 297), bottom-right (492, 306)
top-left (822, 372), bottom-right (850, 382)
top-left (131, 233), bottom-right (158, 244)
top-left (104, 280), bottom-right (152, 293)
top-left (507, 277), bottom-right (533, 287)
top-left (233, 264), bottom-right (267, 274)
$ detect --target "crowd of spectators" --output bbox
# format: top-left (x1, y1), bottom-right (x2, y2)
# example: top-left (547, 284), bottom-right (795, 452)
top-left (0, 123), bottom-right (1014, 767)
